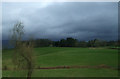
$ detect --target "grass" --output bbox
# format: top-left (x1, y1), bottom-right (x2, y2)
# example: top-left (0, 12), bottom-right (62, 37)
top-left (3, 69), bottom-right (118, 77)
top-left (2, 47), bottom-right (118, 77)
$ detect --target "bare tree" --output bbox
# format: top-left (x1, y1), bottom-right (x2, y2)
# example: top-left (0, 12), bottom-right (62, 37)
top-left (10, 22), bottom-right (35, 79)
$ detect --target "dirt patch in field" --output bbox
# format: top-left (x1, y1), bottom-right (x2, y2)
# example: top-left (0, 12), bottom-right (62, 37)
top-left (36, 64), bottom-right (117, 70)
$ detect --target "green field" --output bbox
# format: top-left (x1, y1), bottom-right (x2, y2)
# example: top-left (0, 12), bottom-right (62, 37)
top-left (2, 47), bottom-right (118, 77)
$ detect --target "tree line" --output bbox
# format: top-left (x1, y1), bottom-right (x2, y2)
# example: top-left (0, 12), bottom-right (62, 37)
top-left (32, 37), bottom-right (119, 48)
top-left (2, 37), bottom-right (119, 49)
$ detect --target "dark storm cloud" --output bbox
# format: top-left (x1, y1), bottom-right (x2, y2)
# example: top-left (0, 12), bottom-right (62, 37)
top-left (2, 2), bottom-right (118, 41)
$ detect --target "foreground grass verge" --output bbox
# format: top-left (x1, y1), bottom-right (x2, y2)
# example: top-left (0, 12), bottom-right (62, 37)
top-left (3, 68), bottom-right (118, 77)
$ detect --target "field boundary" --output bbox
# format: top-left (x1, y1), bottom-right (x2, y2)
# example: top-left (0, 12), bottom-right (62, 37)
top-left (36, 64), bottom-right (118, 70)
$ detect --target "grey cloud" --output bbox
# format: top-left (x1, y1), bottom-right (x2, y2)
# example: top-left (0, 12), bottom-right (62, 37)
top-left (2, 2), bottom-right (118, 41)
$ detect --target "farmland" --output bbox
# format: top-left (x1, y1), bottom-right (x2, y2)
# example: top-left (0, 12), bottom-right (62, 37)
top-left (2, 47), bottom-right (118, 77)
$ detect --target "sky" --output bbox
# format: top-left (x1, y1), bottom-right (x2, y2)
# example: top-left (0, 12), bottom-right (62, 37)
top-left (2, 2), bottom-right (118, 41)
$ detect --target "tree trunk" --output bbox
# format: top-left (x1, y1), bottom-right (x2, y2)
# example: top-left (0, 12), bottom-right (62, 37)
top-left (27, 71), bottom-right (32, 79)
top-left (27, 62), bottom-right (32, 79)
